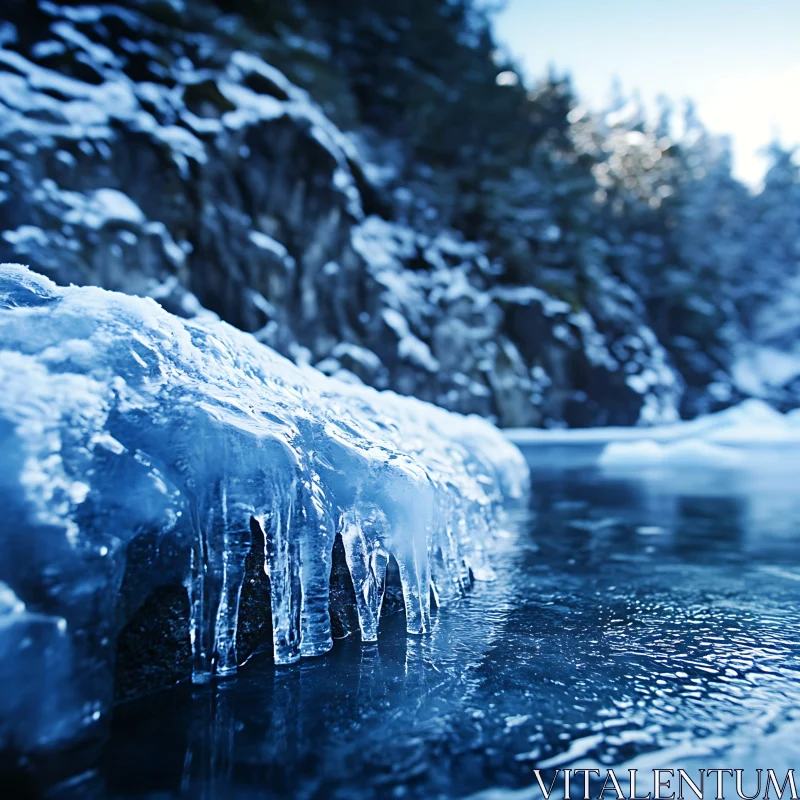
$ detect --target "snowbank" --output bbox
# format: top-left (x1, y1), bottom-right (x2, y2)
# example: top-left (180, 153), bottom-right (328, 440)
top-left (599, 399), bottom-right (800, 468)
top-left (507, 398), bottom-right (800, 470)
top-left (599, 438), bottom-right (747, 469)
top-left (0, 264), bottom-right (528, 752)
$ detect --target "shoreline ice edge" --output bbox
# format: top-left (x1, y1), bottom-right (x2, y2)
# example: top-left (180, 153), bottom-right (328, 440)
top-left (0, 263), bottom-right (529, 753)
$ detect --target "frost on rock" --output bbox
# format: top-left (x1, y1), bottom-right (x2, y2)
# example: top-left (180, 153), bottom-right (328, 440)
top-left (0, 264), bottom-right (528, 752)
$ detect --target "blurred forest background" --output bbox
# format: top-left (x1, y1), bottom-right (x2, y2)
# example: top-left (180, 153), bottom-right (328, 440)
top-left (1, 0), bottom-right (799, 427)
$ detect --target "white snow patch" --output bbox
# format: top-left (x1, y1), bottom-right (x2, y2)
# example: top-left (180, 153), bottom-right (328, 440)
top-left (248, 231), bottom-right (295, 269)
top-left (382, 308), bottom-right (440, 373)
top-left (599, 438), bottom-right (746, 469)
top-left (509, 397), bottom-right (800, 471)
top-left (733, 345), bottom-right (800, 396)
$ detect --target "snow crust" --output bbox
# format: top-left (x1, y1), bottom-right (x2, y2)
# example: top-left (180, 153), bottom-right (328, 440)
top-left (0, 263), bottom-right (527, 750)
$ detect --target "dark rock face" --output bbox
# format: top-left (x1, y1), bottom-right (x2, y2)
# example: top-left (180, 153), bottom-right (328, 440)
top-left (0, 0), bottom-right (683, 429)
top-left (115, 584), bottom-right (192, 702)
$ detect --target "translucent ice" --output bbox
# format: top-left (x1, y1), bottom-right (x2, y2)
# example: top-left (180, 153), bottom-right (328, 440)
top-left (0, 264), bottom-right (527, 752)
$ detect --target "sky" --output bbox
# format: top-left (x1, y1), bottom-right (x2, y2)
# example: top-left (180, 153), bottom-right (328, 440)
top-left (493, 0), bottom-right (800, 187)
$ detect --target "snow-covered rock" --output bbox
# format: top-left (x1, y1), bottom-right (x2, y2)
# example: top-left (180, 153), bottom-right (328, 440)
top-left (0, 264), bottom-right (528, 753)
top-left (0, 0), bottom-right (685, 429)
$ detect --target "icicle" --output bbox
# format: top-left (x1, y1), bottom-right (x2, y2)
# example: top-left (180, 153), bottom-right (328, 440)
top-left (187, 491), bottom-right (214, 684)
top-left (264, 476), bottom-right (302, 665)
top-left (393, 545), bottom-right (431, 635)
top-left (212, 484), bottom-right (254, 677)
top-left (387, 468), bottom-right (434, 636)
top-left (297, 470), bottom-right (336, 657)
top-left (185, 430), bottom-right (260, 681)
top-left (339, 504), bottom-right (389, 642)
top-left (429, 488), bottom-right (471, 601)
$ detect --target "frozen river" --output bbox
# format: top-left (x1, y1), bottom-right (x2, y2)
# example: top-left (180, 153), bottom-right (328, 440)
top-left (39, 450), bottom-right (800, 800)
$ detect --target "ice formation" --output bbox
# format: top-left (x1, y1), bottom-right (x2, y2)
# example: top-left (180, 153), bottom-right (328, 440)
top-left (0, 264), bottom-right (527, 752)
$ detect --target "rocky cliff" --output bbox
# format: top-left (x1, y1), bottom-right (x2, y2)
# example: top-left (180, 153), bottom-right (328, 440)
top-left (0, 0), bottom-right (687, 428)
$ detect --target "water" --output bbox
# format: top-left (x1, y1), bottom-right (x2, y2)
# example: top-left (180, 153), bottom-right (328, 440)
top-left (49, 455), bottom-right (800, 799)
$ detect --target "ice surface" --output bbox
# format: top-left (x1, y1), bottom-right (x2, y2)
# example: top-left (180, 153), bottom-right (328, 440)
top-left (0, 264), bottom-right (528, 752)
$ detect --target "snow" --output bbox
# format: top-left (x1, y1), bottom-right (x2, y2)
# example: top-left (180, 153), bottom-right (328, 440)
top-left (599, 438), bottom-right (747, 469)
top-left (492, 286), bottom-right (571, 317)
top-left (492, 278), bottom-right (683, 426)
top-left (0, 26), bottom-right (367, 217)
top-left (248, 231), bottom-right (296, 269)
top-left (331, 342), bottom-right (383, 373)
top-left (508, 398), bottom-right (800, 469)
top-left (223, 51), bottom-right (366, 218)
top-left (732, 344), bottom-right (800, 397)
top-left (382, 308), bottom-right (441, 373)
top-left (0, 264), bottom-right (528, 750)
top-left (64, 188), bottom-right (146, 229)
